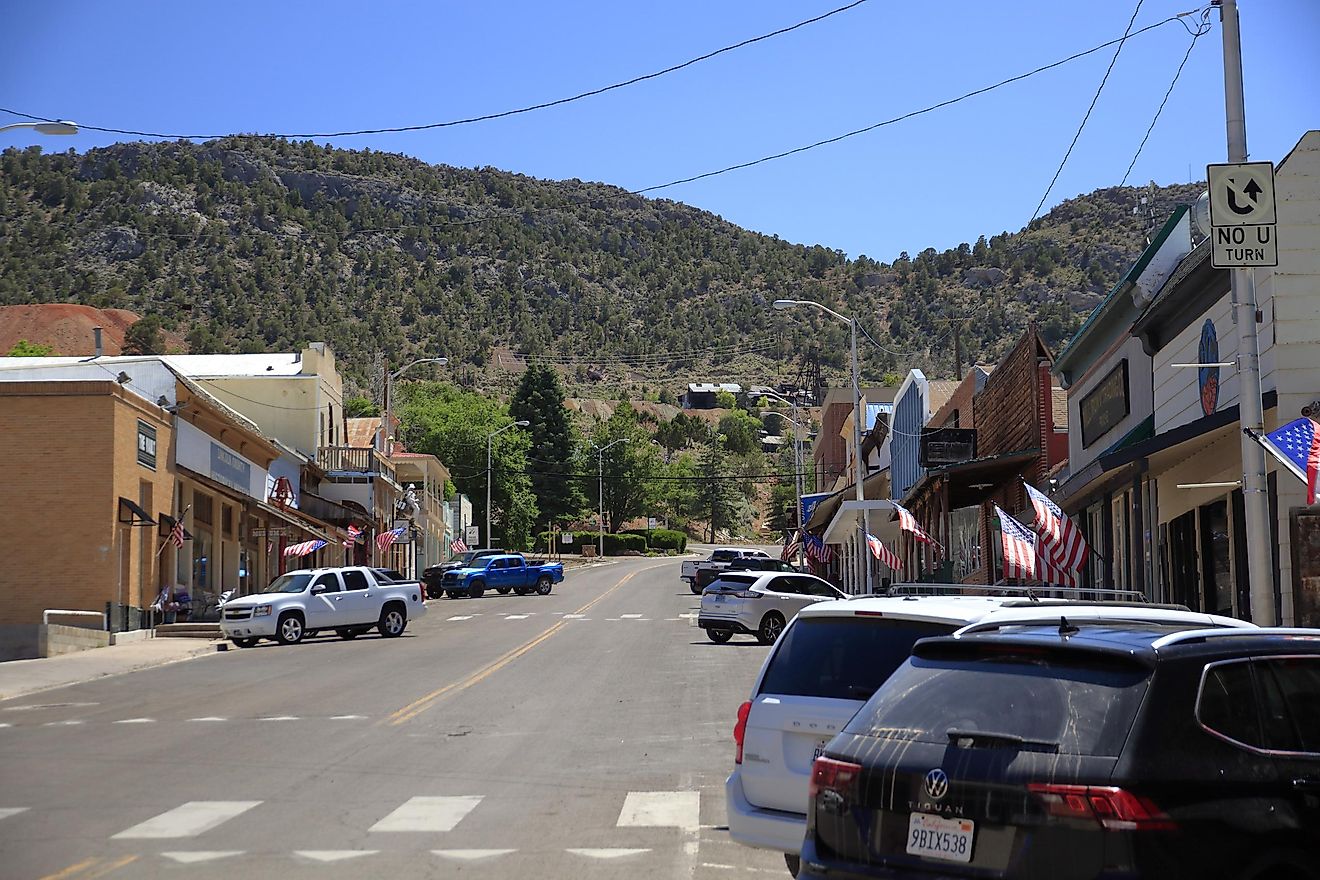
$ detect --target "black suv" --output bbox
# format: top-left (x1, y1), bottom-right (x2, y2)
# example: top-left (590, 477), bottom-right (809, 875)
top-left (696, 556), bottom-right (800, 591)
top-left (803, 623), bottom-right (1320, 880)
top-left (421, 549), bottom-right (504, 598)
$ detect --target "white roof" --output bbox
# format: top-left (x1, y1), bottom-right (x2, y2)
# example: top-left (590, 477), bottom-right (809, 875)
top-left (162, 353), bottom-right (308, 377)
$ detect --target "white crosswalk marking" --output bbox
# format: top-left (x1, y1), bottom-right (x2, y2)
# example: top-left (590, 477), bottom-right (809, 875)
top-left (620, 614), bottom-right (644, 619)
top-left (505, 614), bottom-right (530, 620)
top-left (0, 808), bottom-right (28, 821)
top-left (433, 849), bottom-right (516, 861)
top-left (567, 848), bottom-right (651, 859)
top-left (295, 851), bottom-right (377, 862)
top-left (562, 614), bottom-right (587, 619)
top-left (618, 791), bottom-right (701, 831)
top-left (112, 801), bottom-right (261, 839)
top-left (447, 615), bottom-right (474, 621)
top-left (160, 852), bottom-right (244, 863)
top-left (369, 796), bottom-right (483, 832)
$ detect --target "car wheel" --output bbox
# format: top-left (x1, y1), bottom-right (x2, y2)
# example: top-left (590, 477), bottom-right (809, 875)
top-left (689, 581), bottom-right (702, 595)
top-left (757, 612), bottom-right (786, 645)
top-left (469, 579), bottom-right (485, 599)
top-left (446, 589), bottom-right (461, 599)
top-left (425, 585), bottom-right (441, 599)
top-left (232, 637), bottom-right (258, 649)
top-left (535, 575), bottom-right (553, 595)
top-left (513, 586), bottom-right (529, 596)
top-left (336, 628), bottom-right (359, 640)
top-left (275, 612), bottom-right (305, 645)
top-left (496, 587), bottom-right (511, 595)
top-left (784, 854), bottom-right (801, 877)
top-left (707, 628), bottom-right (733, 644)
top-left (378, 605), bottom-right (407, 638)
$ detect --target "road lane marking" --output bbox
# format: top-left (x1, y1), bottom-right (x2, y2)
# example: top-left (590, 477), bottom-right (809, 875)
top-left (562, 614), bottom-right (587, 619)
top-left (111, 801), bottom-right (261, 839)
top-left (0, 723), bottom-right (10, 728)
top-left (188, 717), bottom-right (227, 722)
top-left (620, 614), bottom-right (644, 619)
top-left (504, 614), bottom-right (531, 620)
top-left (387, 563), bottom-right (667, 725)
top-left (447, 615), bottom-right (474, 621)
top-left (81, 855), bottom-right (139, 878)
top-left (294, 851), bottom-right (377, 862)
top-left (160, 852), bottom-right (243, 864)
top-left (0, 808), bottom-right (28, 820)
top-left (258, 716), bottom-right (299, 721)
top-left (368, 796), bottom-right (482, 832)
top-left (43, 720), bottom-right (83, 727)
top-left (617, 791), bottom-right (701, 831)
top-left (329, 715), bottom-right (366, 720)
top-left (566, 848), bottom-right (651, 859)
top-left (432, 849), bottom-right (515, 861)
top-left (36, 857), bottom-right (101, 880)
top-left (114, 718), bottom-right (155, 724)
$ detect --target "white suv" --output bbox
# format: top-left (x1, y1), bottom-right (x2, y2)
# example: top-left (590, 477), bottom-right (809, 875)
top-left (699, 572), bottom-right (847, 644)
top-left (725, 590), bottom-right (1254, 876)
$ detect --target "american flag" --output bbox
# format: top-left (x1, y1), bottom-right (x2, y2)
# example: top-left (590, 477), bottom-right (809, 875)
top-left (169, 517), bottom-right (185, 549)
top-left (284, 539), bottom-right (327, 557)
top-left (1255, 418), bottom-right (1320, 503)
top-left (993, 505), bottom-right (1037, 581)
top-left (1023, 482), bottom-right (1088, 574)
top-left (451, 538), bottom-right (469, 554)
top-left (377, 526), bottom-right (406, 551)
top-left (892, 503), bottom-right (943, 557)
top-left (342, 524), bottom-right (363, 548)
top-left (780, 533), bottom-right (801, 562)
top-left (865, 533), bottom-right (902, 571)
top-left (803, 533), bottom-right (834, 565)
top-left (1037, 554), bottom-right (1077, 587)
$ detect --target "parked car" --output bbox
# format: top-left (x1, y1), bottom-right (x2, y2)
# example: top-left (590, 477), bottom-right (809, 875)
top-left (698, 571), bottom-right (848, 644)
top-left (799, 621), bottom-right (1319, 880)
top-left (682, 547), bottom-right (774, 594)
top-left (695, 556), bottom-right (801, 592)
top-left (438, 553), bottom-right (565, 598)
top-left (422, 549), bottom-right (505, 598)
top-left (726, 590), bottom-right (1254, 877)
top-left (219, 566), bottom-right (427, 647)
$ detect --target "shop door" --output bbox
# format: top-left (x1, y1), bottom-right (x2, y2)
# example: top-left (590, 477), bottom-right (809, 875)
top-left (1289, 508), bottom-right (1320, 628)
top-left (1199, 500), bottom-right (1233, 617)
top-left (1168, 510), bottom-right (1200, 611)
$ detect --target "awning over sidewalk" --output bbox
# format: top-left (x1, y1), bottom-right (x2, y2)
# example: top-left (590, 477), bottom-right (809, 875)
top-left (823, 500), bottom-right (901, 546)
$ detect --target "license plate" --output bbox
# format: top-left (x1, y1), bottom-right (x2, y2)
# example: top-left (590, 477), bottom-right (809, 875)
top-left (906, 812), bottom-right (974, 863)
top-left (712, 594), bottom-right (724, 603)
top-left (812, 739), bottom-right (830, 760)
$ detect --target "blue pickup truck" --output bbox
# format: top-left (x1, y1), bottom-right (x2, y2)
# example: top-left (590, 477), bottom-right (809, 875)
top-left (438, 553), bottom-right (565, 599)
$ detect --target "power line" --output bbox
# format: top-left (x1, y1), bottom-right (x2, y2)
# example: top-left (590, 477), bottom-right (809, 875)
top-left (0, 1), bottom-right (869, 140)
top-left (1029, 0), bottom-right (1146, 222)
top-left (1120, 8), bottom-right (1212, 187)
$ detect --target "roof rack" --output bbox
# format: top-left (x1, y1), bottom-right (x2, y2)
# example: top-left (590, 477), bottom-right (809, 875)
top-left (1150, 627), bottom-right (1320, 650)
top-left (954, 613), bottom-right (1253, 638)
top-left (886, 583), bottom-right (1148, 602)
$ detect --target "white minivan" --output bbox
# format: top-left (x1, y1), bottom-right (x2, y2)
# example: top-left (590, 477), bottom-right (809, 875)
top-left (725, 589), bottom-right (1253, 876)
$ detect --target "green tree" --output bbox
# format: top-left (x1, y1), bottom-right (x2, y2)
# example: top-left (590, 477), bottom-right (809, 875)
top-left (6, 339), bottom-right (53, 357)
top-left (122, 315), bottom-right (164, 355)
top-left (510, 364), bottom-right (585, 530)
top-left (344, 395), bottom-right (378, 418)
top-left (696, 437), bottom-right (745, 543)
top-left (717, 410), bottom-right (762, 457)
top-left (399, 382), bottom-right (537, 549)
top-left (587, 405), bottom-right (662, 534)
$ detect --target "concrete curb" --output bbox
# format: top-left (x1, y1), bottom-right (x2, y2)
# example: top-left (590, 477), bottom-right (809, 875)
top-left (0, 639), bottom-right (223, 704)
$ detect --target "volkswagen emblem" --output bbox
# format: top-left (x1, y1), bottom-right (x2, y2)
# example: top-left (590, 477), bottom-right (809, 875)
top-left (924, 768), bottom-right (949, 800)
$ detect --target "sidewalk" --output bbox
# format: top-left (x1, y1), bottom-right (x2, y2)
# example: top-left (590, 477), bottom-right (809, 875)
top-left (0, 637), bottom-right (220, 703)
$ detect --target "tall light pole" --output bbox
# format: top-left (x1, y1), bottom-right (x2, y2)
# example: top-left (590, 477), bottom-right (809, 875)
top-left (381, 357), bottom-right (447, 453)
top-left (593, 438), bottom-right (631, 557)
top-left (487, 420), bottom-right (530, 549)
top-left (774, 299), bottom-right (871, 594)
top-left (0, 120), bottom-right (79, 136)
top-left (1218, 0), bottom-right (1274, 625)
top-left (758, 389), bottom-right (806, 567)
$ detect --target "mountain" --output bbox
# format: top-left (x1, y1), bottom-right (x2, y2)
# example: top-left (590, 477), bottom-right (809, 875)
top-left (0, 138), bottom-right (1203, 397)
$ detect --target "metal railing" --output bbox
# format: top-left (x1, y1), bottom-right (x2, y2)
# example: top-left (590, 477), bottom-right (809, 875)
top-left (885, 583), bottom-right (1149, 602)
top-left (317, 446), bottom-right (397, 480)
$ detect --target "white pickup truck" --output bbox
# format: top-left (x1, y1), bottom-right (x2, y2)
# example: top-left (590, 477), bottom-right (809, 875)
top-left (681, 547), bottom-right (773, 594)
top-left (219, 566), bottom-right (427, 647)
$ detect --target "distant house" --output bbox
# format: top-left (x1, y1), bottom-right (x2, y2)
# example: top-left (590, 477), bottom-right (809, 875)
top-left (682, 382), bottom-right (742, 409)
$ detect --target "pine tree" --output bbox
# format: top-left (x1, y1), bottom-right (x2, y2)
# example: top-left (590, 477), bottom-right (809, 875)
top-left (510, 364), bottom-right (585, 531)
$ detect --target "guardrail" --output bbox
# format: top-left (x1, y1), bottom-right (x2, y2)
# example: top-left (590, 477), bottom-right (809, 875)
top-left (43, 609), bottom-right (108, 629)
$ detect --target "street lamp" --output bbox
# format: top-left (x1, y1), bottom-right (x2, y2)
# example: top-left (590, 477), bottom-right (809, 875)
top-left (774, 299), bottom-right (871, 594)
top-left (758, 389), bottom-right (805, 567)
top-left (487, 420), bottom-right (530, 549)
top-left (381, 357), bottom-right (448, 453)
top-left (0, 120), bottom-right (79, 136)
top-left (592, 438), bottom-right (631, 558)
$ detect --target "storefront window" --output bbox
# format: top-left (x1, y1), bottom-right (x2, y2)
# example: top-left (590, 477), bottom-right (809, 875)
top-left (193, 528), bottom-right (212, 592)
top-left (949, 506), bottom-right (981, 581)
top-left (1199, 499), bottom-right (1232, 616)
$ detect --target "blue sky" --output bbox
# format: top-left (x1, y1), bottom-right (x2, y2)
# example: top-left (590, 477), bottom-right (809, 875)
top-left (3, 1), bottom-right (1317, 260)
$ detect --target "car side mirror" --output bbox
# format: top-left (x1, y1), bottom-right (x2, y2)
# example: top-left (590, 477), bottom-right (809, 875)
top-left (311, 585), bottom-right (328, 595)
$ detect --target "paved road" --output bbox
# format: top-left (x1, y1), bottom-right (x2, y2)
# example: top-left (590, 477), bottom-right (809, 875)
top-left (0, 555), bottom-right (788, 879)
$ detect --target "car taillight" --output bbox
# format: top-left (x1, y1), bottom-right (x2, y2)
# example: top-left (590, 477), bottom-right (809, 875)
top-left (1027, 784), bottom-right (1175, 831)
top-left (731, 590), bottom-right (759, 599)
top-left (733, 701), bottom-right (752, 764)
top-left (809, 756), bottom-right (862, 799)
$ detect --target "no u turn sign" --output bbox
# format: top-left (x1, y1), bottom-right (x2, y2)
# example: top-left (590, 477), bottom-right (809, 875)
top-left (1207, 161), bottom-right (1278, 268)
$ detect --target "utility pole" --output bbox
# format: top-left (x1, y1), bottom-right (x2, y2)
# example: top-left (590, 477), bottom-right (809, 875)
top-left (1219, 0), bottom-right (1275, 624)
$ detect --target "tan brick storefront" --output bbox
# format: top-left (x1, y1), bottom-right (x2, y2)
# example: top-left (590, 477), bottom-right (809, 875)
top-left (0, 380), bottom-right (176, 628)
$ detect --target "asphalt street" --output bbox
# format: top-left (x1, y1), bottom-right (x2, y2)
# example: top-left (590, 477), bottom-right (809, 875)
top-left (0, 553), bottom-right (786, 880)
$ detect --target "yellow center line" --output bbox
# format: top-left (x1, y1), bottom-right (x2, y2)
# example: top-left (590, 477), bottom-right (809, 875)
top-left (37, 858), bottom-right (102, 880)
top-left (386, 563), bottom-right (663, 725)
top-left (82, 856), bottom-right (138, 880)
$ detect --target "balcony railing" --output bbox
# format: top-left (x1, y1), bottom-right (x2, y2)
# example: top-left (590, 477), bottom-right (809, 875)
top-left (317, 446), bottom-right (397, 481)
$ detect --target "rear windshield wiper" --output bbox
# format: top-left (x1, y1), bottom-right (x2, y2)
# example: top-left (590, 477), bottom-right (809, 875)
top-left (946, 728), bottom-right (1060, 753)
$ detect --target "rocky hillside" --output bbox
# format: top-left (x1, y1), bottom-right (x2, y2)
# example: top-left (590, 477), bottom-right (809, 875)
top-left (0, 138), bottom-right (1202, 397)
